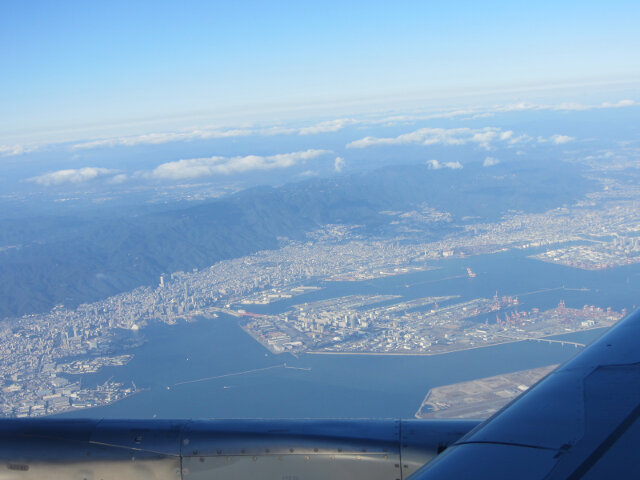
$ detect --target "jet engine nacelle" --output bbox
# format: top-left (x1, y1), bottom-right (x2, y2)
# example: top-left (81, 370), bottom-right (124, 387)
top-left (0, 418), bottom-right (480, 480)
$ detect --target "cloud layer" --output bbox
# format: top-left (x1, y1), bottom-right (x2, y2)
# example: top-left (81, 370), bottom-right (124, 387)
top-left (347, 127), bottom-right (526, 149)
top-left (27, 149), bottom-right (333, 186)
top-left (347, 126), bottom-right (576, 150)
top-left (29, 167), bottom-right (117, 186)
top-left (149, 149), bottom-right (331, 180)
top-left (72, 129), bottom-right (253, 150)
top-left (71, 118), bottom-right (360, 151)
top-left (483, 156), bottom-right (500, 167)
top-left (2, 98), bottom-right (635, 157)
top-left (0, 144), bottom-right (38, 157)
top-left (549, 134), bottom-right (575, 144)
top-left (495, 99), bottom-right (636, 113)
top-left (427, 159), bottom-right (463, 170)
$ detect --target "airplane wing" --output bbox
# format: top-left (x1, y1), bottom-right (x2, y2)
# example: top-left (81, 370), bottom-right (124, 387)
top-left (2, 312), bottom-right (638, 479)
top-left (410, 309), bottom-right (640, 479)
top-left (0, 417), bottom-right (479, 479)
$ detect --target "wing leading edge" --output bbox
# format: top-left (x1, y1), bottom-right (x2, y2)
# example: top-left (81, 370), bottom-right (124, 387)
top-left (411, 308), bottom-right (640, 479)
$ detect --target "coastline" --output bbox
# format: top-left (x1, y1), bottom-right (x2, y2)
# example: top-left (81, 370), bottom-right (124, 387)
top-left (304, 326), bottom-right (609, 357)
top-left (48, 387), bottom-right (149, 418)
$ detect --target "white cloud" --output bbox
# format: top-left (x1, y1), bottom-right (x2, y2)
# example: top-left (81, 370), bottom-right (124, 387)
top-left (549, 134), bottom-right (575, 144)
top-left (0, 145), bottom-right (24, 156)
top-left (426, 160), bottom-right (440, 169)
top-left (72, 128), bottom-right (253, 150)
top-left (149, 149), bottom-right (331, 180)
top-left (348, 127), bottom-right (523, 150)
top-left (0, 144), bottom-right (38, 157)
top-left (29, 167), bottom-right (117, 186)
top-left (472, 130), bottom-right (500, 149)
top-left (258, 126), bottom-right (298, 136)
top-left (471, 112), bottom-right (495, 119)
top-left (507, 134), bottom-right (534, 144)
top-left (334, 156), bottom-right (345, 173)
top-left (500, 131), bottom-right (513, 140)
top-left (348, 124), bottom-right (580, 150)
top-left (2, 96), bottom-right (632, 159)
top-left (601, 99), bottom-right (635, 108)
top-left (298, 118), bottom-right (357, 135)
top-left (427, 159), bottom-right (463, 170)
top-left (70, 118), bottom-right (359, 151)
top-left (493, 99), bottom-right (637, 113)
top-left (483, 156), bottom-right (500, 167)
top-left (239, 119), bottom-right (358, 137)
top-left (62, 97), bottom-right (636, 153)
top-left (497, 130), bottom-right (533, 145)
top-left (537, 134), bottom-right (575, 144)
top-left (584, 151), bottom-right (615, 160)
top-left (344, 97), bottom-right (635, 129)
top-left (67, 110), bottom-right (501, 153)
top-left (109, 174), bottom-right (129, 184)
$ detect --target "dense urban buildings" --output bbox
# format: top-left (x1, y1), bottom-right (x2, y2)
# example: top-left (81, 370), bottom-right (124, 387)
top-left (0, 180), bottom-right (637, 416)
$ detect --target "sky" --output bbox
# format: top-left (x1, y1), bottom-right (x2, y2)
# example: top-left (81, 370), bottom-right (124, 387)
top-left (1, 0), bottom-right (639, 145)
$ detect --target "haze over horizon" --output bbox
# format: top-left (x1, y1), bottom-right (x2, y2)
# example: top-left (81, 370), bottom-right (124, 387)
top-left (2, 1), bottom-right (639, 146)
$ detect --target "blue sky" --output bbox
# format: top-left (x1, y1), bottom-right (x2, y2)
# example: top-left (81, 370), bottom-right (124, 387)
top-left (1, 0), bottom-right (639, 144)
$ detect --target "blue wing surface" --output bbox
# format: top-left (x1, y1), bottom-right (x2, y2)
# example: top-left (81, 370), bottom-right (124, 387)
top-left (412, 309), bottom-right (640, 479)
